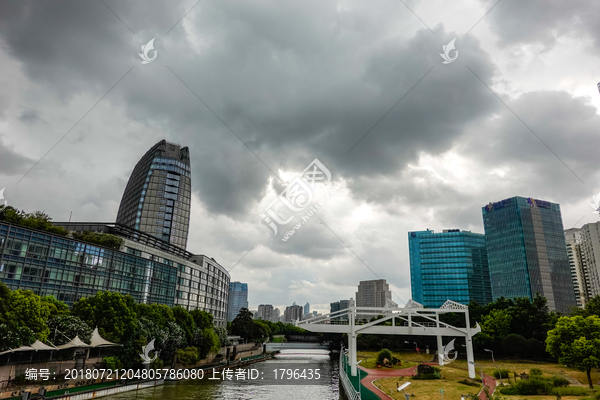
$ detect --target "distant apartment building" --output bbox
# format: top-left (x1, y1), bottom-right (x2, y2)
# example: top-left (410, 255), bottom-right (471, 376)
top-left (482, 196), bottom-right (576, 313)
top-left (565, 228), bottom-right (590, 307)
top-left (408, 229), bottom-right (491, 307)
top-left (283, 304), bottom-right (304, 322)
top-left (330, 299), bottom-right (350, 320)
top-left (304, 302), bottom-right (310, 316)
top-left (227, 281), bottom-right (248, 321)
top-left (257, 304), bottom-right (274, 321)
top-left (273, 308), bottom-right (281, 322)
top-left (580, 222), bottom-right (600, 299)
top-left (356, 279), bottom-right (392, 320)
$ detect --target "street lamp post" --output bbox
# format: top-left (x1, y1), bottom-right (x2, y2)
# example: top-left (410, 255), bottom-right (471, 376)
top-left (484, 349), bottom-right (502, 385)
top-left (356, 360), bottom-right (363, 399)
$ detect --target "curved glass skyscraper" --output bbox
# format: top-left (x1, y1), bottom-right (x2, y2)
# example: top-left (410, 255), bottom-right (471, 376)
top-left (116, 140), bottom-right (191, 249)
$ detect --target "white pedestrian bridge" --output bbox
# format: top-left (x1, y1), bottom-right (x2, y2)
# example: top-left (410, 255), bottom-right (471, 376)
top-left (296, 299), bottom-right (481, 379)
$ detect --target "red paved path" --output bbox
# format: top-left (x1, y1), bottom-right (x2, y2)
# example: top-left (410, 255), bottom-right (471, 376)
top-left (357, 364), bottom-right (497, 400)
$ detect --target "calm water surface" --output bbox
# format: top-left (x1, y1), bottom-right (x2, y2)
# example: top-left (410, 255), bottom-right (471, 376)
top-left (104, 350), bottom-right (339, 400)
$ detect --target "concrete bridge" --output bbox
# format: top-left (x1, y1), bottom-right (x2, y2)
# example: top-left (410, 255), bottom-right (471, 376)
top-left (265, 342), bottom-right (329, 352)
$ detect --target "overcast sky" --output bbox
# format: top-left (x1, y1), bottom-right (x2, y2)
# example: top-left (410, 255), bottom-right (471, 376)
top-left (1, 0), bottom-right (599, 314)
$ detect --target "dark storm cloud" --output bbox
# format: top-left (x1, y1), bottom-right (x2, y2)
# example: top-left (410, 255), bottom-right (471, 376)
top-left (0, 0), bottom-right (503, 218)
top-left (0, 139), bottom-right (34, 175)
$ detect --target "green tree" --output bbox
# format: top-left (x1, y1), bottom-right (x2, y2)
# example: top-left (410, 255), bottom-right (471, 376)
top-left (41, 296), bottom-right (70, 317)
top-left (47, 315), bottom-right (92, 345)
top-left (546, 315), bottom-right (600, 388)
top-left (192, 327), bottom-right (220, 358)
top-left (0, 324), bottom-right (36, 351)
top-left (3, 289), bottom-right (52, 341)
top-left (71, 291), bottom-right (137, 343)
top-left (571, 296), bottom-right (600, 318)
top-left (502, 333), bottom-right (527, 360)
top-left (253, 320), bottom-right (271, 343)
top-left (176, 347), bottom-right (200, 365)
top-left (481, 309), bottom-right (512, 341)
top-left (136, 304), bottom-right (175, 328)
top-left (172, 306), bottom-right (196, 344)
top-left (231, 308), bottom-right (255, 340)
top-left (214, 326), bottom-right (230, 347)
top-left (190, 309), bottom-right (214, 330)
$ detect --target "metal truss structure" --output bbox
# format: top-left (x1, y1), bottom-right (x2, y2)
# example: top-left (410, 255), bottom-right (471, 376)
top-left (296, 299), bottom-right (481, 378)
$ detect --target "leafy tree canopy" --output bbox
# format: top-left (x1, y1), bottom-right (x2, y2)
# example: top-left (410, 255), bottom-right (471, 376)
top-left (71, 291), bottom-right (137, 343)
top-left (546, 315), bottom-right (600, 389)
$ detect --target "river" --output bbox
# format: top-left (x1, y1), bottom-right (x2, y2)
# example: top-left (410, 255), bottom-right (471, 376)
top-left (103, 350), bottom-right (340, 400)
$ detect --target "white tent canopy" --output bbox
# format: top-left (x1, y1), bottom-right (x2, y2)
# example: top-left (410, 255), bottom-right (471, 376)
top-left (0, 340), bottom-right (58, 356)
top-left (56, 336), bottom-right (91, 350)
top-left (90, 328), bottom-right (120, 347)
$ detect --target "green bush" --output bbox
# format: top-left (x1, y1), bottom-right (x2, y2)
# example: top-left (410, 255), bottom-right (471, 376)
top-left (413, 364), bottom-right (441, 380)
top-left (529, 368), bottom-right (543, 377)
top-left (377, 348), bottom-right (392, 364)
top-left (458, 379), bottom-right (480, 387)
top-left (550, 376), bottom-right (570, 387)
top-left (103, 356), bottom-right (123, 370)
top-left (511, 378), bottom-right (553, 395)
top-left (493, 369), bottom-right (511, 379)
top-left (552, 387), bottom-right (589, 396)
top-left (176, 347), bottom-right (200, 365)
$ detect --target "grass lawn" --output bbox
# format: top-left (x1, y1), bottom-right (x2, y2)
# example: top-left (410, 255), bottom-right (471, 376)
top-left (450, 358), bottom-right (600, 389)
top-left (374, 364), bottom-right (596, 400)
top-left (357, 350), bottom-right (421, 369)
top-left (364, 356), bottom-right (600, 400)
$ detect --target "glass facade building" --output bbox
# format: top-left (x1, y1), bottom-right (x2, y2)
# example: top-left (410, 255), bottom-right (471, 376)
top-left (227, 281), bottom-right (248, 321)
top-left (409, 229), bottom-right (491, 307)
top-left (482, 196), bottom-right (576, 313)
top-left (0, 223), bottom-right (177, 306)
top-left (116, 140), bottom-right (191, 250)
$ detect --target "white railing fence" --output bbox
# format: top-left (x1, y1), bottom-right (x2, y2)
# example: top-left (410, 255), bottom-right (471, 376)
top-left (339, 344), bottom-right (361, 400)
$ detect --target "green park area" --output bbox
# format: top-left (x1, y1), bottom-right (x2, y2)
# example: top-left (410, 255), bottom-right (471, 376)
top-left (369, 358), bottom-right (599, 400)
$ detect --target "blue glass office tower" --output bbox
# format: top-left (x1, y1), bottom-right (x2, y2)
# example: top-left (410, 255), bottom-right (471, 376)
top-left (409, 229), bottom-right (491, 307)
top-left (482, 196), bottom-right (576, 313)
top-left (227, 281), bottom-right (248, 321)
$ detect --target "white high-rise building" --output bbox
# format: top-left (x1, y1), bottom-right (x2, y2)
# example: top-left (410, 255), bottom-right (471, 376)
top-left (580, 222), bottom-right (600, 299)
top-left (565, 228), bottom-right (590, 307)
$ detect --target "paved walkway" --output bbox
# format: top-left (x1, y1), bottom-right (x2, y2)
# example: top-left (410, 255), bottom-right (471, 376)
top-left (359, 366), bottom-right (417, 400)
top-left (357, 364), bottom-right (497, 400)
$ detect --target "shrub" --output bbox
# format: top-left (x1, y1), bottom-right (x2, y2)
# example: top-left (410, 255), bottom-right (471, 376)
top-left (103, 356), bottom-right (123, 370)
top-left (413, 364), bottom-right (441, 380)
top-left (377, 348), bottom-right (393, 364)
top-left (552, 387), bottom-right (589, 396)
top-left (493, 369), bottom-right (511, 379)
top-left (458, 379), bottom-right (480, 387)
top-left (550, 376), bottom-right (570, 387)
top-left (176, 347), bottom-right (200, 365)
top-left (529, 368), bottom-right (543, 377)
top-left (511, 378), bottom-right (552, 395)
